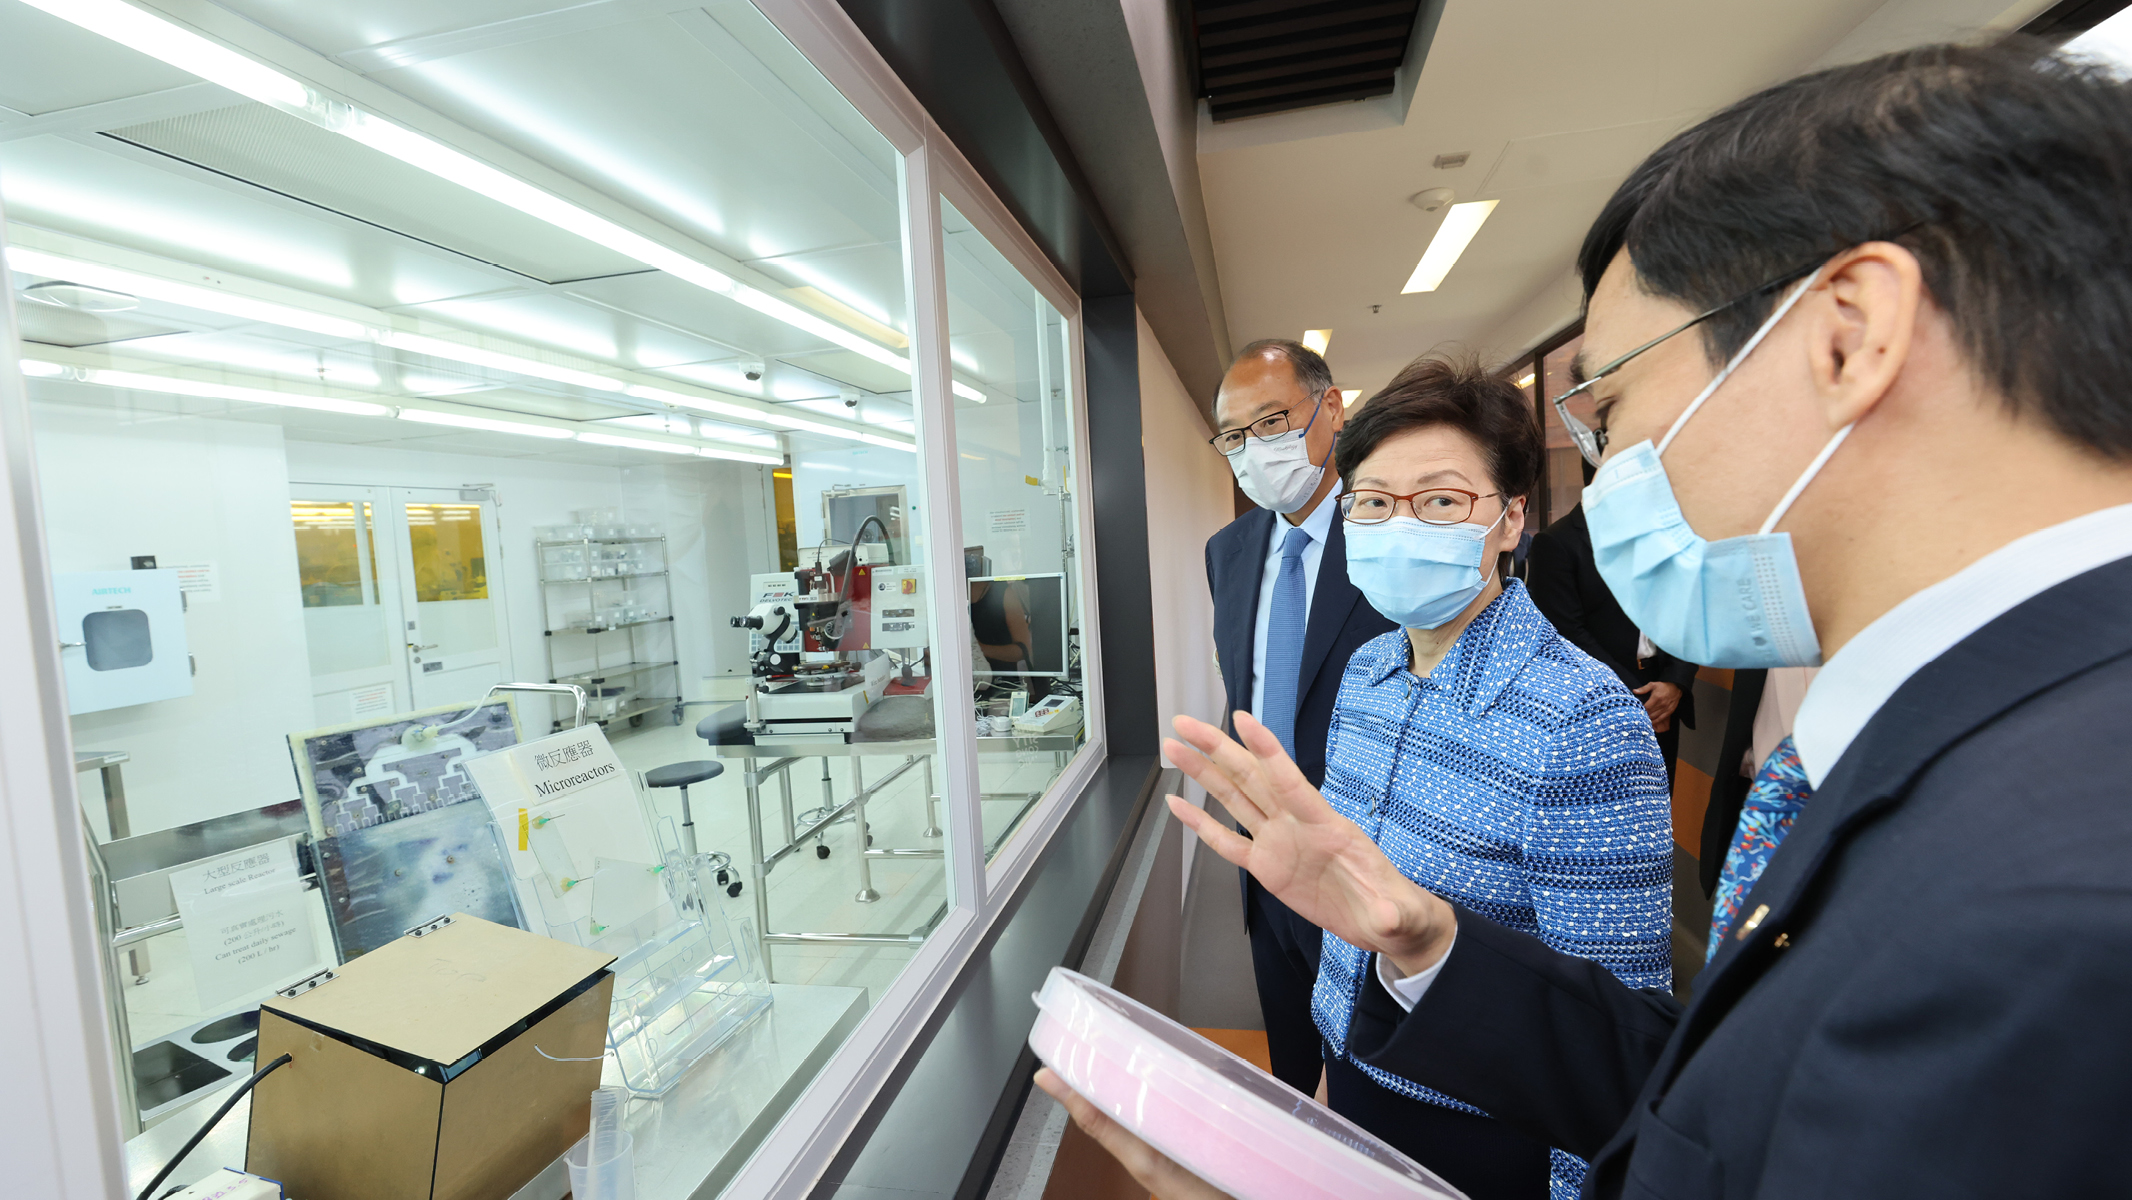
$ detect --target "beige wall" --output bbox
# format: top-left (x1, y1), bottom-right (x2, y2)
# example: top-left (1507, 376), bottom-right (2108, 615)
top-left (1136, 308), bottom-right (1236, 881)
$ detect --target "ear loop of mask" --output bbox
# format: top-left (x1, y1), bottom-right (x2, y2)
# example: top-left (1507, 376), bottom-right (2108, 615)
top-left (1478, 499), bottom-right (1514, 588)
top-left (1655, 272), bottom-right (1823, 456)
top-left (1645, 269), bottom-right (1855, 535)
top-left (1292, 391), bottom-right (1333, 469)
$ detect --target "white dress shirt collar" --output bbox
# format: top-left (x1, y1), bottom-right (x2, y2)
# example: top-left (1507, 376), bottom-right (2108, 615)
top-left (1792, 502), bottom-right (2132, 787)
top-left (1283, 486), bottom-right (1340, 546)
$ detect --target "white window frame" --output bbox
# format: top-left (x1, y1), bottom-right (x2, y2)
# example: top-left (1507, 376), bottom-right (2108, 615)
top-left (726, 5), bottom-right (1109, 1195)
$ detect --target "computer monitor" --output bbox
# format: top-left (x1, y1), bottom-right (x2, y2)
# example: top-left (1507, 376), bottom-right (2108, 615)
top-left (967, 571), bottom-right (1069, 682)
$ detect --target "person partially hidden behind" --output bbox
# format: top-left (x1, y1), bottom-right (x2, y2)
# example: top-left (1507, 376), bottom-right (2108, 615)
top-left (1041, 41), bottom-right (2132, 1199)
top-left (965, 547), bottom-right (1032, 678)
top-left (1309, 355), bottom-right (1670, 1200)
top-left (1203, 340), bottom-right (1395, 1098)
top-left (1525, 463), bottom-right (1698, 784)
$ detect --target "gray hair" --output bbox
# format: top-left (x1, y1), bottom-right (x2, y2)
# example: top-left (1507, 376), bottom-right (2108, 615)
top-left (1232, 338), bottom-right (1334, 405)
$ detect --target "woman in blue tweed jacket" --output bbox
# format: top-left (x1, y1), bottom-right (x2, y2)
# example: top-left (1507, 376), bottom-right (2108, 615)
top-left (1311, 354), bottom-right (1672, 1200)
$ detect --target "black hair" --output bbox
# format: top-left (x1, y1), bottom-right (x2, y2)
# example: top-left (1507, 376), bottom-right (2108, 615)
top-left (1578, 40), bottom-right (2132, 455)
top-left (1335, 353), bottom-right (1543, 501)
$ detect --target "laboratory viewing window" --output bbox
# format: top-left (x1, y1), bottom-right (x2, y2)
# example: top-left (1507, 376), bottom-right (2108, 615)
top-left (939, 197), bottom-right (1090, 861)
top-left (1507, 323), bottom-right (1586, 530)
top-left (1, 0), bottom-right (1085, 1195)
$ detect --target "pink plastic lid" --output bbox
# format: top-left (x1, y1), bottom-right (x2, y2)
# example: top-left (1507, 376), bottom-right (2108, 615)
top-left (1029, 967), bottom-right (1467, 1200)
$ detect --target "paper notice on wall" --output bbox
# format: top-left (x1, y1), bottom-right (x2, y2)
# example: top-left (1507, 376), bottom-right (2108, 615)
top-left (169, 840), bottom-right (322, 1010)
top-left (166, 562), bottom-right (218, 601)
top-left (350, 683), bottom-right (394, 719)
top-left (987, 509), bottom-right (1028, 537)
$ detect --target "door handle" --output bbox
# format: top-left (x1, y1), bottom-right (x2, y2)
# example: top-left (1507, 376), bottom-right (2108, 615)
top-left (59, 640), bottom-right (84, 650)
top-left (407, 642), bottom-right (439, 653)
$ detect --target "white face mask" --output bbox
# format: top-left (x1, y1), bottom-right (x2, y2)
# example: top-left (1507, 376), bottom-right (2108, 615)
top-left (1229, 399), bottom-right (1329, 514)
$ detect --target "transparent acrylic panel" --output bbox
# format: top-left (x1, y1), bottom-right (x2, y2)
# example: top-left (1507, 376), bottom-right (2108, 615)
top-left (6, 0), bottom-right (947, 1176)
top-left (939, 198), bottom-right (1089, 861)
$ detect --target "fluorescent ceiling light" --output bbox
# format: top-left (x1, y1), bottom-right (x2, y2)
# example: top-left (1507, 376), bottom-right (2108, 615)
top-left (787, 286), bottom-right (908, 350)
top-left (1303, 330), bottom-right (1332, 356)
top-left (857, 434), bottom-right (915, 452)
top-left (1340, 389), bottom-right (1360, 407)
top-left (17, 0), bottom-right (308, 109)
top-left (24, 0), bottom-right (919, 380)
top-left (1516, 372), bottom-right (1536, 388)
top-left (697, 446), bottom-right (784, 465)
top-left (952, 380), bottom-right (985, 402)
top-left (625, 383), bottom-right (772, 424)
top-left (82, 368), bottom-right (392, 416)
top-left (380, 331), bottom-right (623, 392)
top-left (19, 359), bottom-right (68, 378)
top-left (7, 246), bottom-right (367, 338)
top-left (1402, 200), bottom-right (1499, 294)
top-left (398, 408), bottom-right (573, 439)
top-left (626, 382), bottom-right (911, 447)
top-left (577, 431), bottom-right (698, 455)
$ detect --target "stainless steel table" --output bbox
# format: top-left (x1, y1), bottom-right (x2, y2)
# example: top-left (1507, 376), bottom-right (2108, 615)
top-left (708, 726), bottom-right (1082, 974)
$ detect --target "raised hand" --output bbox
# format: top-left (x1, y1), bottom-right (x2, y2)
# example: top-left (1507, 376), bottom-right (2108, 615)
top-left (1165, 711), bottom-right (1457, 977)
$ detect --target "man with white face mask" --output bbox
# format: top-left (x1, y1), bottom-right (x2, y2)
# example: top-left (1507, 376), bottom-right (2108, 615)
top-left (1204, 339), bottom-right (1395, 1098)
top-left (1041, 41), bottom-right (2132, 1200)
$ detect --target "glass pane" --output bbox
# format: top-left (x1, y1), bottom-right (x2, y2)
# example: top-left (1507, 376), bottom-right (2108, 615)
top-left (7, 0), bottom-right (953, 1174)
top-left (291, 500), bottom-right (363, 607)
top-left (939, 198), bottom-right (1089, 860)
top-left (1540, 333), bottom-right (1587, 529)
top-left (292, 495), bottom-right (393, 686)
top-left (404, 503), bottom-right (489, 602)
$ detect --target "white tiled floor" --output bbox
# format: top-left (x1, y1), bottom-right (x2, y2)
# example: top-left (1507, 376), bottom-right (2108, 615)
top-left (602, 716), bottom-right (1074, 997)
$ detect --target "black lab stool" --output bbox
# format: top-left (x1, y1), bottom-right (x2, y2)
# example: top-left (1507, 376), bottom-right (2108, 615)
top-left (645, 760), bottom-right (741, 896)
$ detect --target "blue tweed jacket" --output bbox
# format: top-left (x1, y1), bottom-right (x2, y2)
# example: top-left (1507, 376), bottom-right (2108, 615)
top-left (1310, 580), bottom-right (1672, 1196)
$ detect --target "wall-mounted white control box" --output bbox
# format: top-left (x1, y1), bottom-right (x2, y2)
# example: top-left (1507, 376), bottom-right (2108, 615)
top-left (55, 569), bottom-right (192, 714)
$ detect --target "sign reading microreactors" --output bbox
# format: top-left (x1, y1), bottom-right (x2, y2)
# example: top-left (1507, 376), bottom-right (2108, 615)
top-left (461, 725), bottom-right (659, 932)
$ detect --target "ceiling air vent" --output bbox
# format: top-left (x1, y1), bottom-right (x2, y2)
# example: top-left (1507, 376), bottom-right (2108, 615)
top-left (1190, 0), bottom-right (1429, 122)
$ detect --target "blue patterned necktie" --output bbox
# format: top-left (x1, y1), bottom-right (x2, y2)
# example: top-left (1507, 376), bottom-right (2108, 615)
top-left (1260, 524), bottom-right (1313, 758)
top-left (1707, 735), bottom-right (1813, 958)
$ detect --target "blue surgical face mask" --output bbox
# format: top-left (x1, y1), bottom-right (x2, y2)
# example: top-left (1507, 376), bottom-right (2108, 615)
top-left (1584, 274), bottom-right (1849, 668)
top-left (1345, 508), bottom-right (1507, 630)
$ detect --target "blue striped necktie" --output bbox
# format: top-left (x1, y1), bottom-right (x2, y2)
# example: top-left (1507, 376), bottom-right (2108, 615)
top-left (1260, 524), bottom-right (1313, 758)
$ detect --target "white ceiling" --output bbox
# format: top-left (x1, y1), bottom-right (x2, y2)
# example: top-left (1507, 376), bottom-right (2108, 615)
top-left (1196, 0), bottom-right (2056, 401)
top-left (0, 0), bottom-right (1054, 465)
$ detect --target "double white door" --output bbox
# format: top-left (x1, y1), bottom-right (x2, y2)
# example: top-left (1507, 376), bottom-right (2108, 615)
top-left (289, 484), bottom-right (513, 727)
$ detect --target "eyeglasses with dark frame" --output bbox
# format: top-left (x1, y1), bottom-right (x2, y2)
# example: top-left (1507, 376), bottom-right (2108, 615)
top-left (1207, 394), bottom-right (1327, 456)
top-left (1549, 227), bottom-right (1920, 467)
top-left (1338, 488), bottom-right (1504, 526)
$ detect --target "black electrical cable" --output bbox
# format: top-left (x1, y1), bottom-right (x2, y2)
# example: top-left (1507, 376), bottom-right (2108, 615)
top-left (135, 1053), bottom-right (293, 1200)
top-left (851, 514), bottom-right (892, 564)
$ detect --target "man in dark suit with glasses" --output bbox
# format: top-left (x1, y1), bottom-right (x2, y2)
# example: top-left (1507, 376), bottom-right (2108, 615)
top-left (1202, 339), bottom-right (1394, 1098)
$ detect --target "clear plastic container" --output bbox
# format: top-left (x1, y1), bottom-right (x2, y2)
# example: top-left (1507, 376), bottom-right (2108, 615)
top-left (565, 1130), bottom-right (635, 1200)
top-left (1028, 968), bottom-right (1466, 1200)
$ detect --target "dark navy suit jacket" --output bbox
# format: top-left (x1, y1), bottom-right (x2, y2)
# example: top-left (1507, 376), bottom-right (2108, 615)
top-left (1205, 505), bottom-right (1396, 791)
top-left (1341, 556), bottom-right (2132, 1197)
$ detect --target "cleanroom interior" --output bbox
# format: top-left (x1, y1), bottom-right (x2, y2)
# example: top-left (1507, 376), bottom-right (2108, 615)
top-left (2, 0), bottom-right (1089, 1158)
